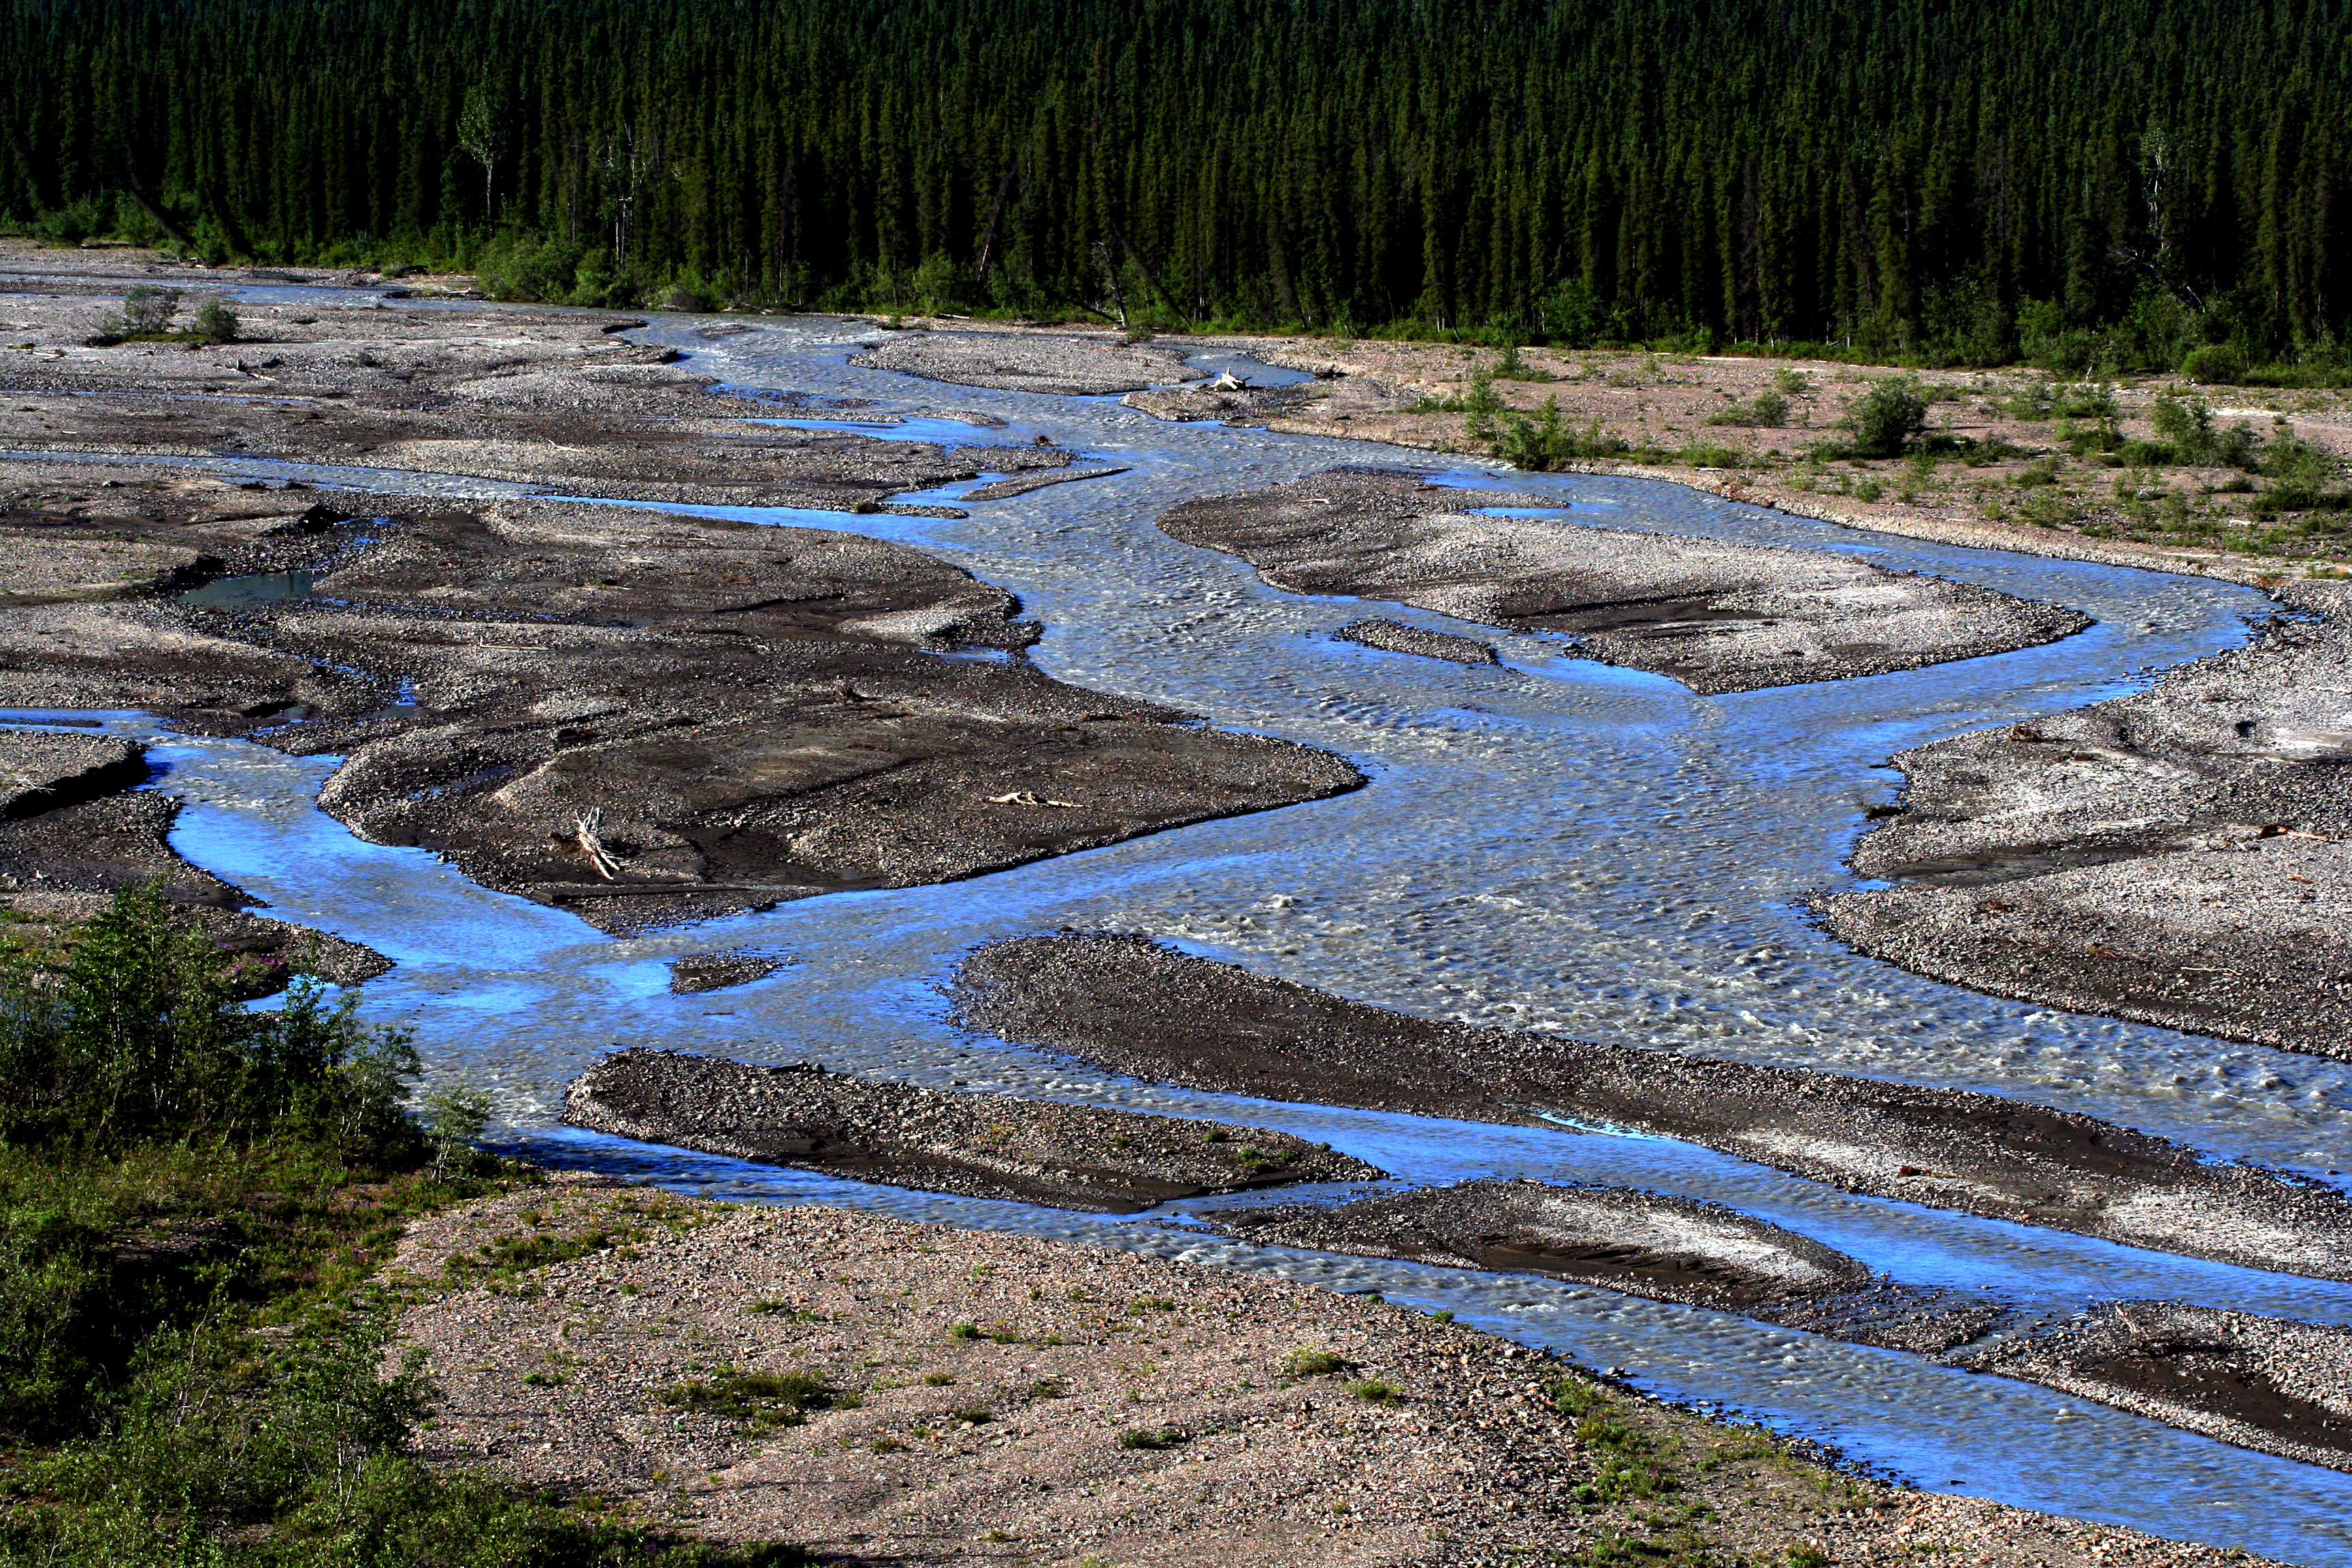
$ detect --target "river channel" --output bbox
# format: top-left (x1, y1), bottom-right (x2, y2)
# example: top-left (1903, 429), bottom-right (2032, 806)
top-left (24, 304), bottom-right (2352, 1562)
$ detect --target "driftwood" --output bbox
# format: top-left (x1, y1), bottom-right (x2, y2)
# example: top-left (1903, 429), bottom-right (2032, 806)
top-left (572, 807), bottom-right (622, 879)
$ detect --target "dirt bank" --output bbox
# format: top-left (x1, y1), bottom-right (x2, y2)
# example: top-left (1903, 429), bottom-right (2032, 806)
top-left (386, 1177), bottom-right (2275, 1567)
top-left (1818, 583), bottom-right (2352, 1060)
top-left (851, 330), bottom-right (1194, 396)
top-left (951, 934), bottom-right (2352, 1281)
top-left (1158, 469), bottom-right (2091, 693)
top-left (1207, 1179), bottom-right (2005, 1353)
top-left (566, 1048), bottom-right (1382, 1212)
top-left (1967, 1301), bottom-right (2352, 1473)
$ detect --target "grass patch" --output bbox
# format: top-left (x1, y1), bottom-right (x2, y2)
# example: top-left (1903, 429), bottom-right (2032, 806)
top-left (1280, 1347), bottom-right (1351, 1377)
top-left (659, 1369), bottom-right (836, 1431)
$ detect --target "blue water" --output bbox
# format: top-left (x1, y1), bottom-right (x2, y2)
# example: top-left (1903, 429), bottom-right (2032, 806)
top-left (13, 304), bottom-right (2348, 1562)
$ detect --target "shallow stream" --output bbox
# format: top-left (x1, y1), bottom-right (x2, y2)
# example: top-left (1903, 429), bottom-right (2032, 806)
top-left (21, 306), bottom-right (2352, 1561)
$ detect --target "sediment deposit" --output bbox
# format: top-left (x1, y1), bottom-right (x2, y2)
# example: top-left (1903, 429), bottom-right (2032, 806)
top-left (1819, 583), bottom-right (2352, 1059)
top-left (851, 330), bottom-right (1194, 396)
top-left (563, 1047), bottom-right (1382, 1211)
top-left (951, 934), bottom-right (2352, 1280)
top-left (1967, 1301), bottom-right (2352, 1472)
top-left (1334, 618), bottom-right (1500, 664)
top-left (388, 1179), bottom-right (2272, 1567)
top-left (1158, 469), bottom-right (2091, 693)
top-left (1209, 1179), bottom-right (2006, 1352)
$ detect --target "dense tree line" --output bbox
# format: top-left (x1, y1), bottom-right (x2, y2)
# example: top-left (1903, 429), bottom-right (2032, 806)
top-left (1, 0), bottom-right (2345, 365)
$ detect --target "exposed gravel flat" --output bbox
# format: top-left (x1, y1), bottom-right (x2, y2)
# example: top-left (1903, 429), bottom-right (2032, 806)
top-left (1158, 469), bottom-right (2092, 693)
top-left (1967, 1301), bottom-right (2352, 1472)
top-left (1819, 583), bottom-right (2352, 1059)
top-left (850, 330), bottom-right (1195, 396)
top-left (387, 1178), bottom-right (2276, 1567)
top-left (951, 934), bottom-right (2352, 1282)
top-left (1208, 1179), bottom-right (2006, 1353)
top-left (564, 1047), bottom-right (1382, 1212)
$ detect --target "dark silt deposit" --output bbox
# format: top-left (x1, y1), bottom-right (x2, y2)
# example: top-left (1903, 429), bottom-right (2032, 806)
top-left (1966, 1301), bottom-right (2352, 1472)
top-left (1335, 618), bottom-right (1500, 665)
top-left (1157, 469), bottom-right (2092, 693)
top-left (1207, 1179), bottom-right (2006, 1353)
top-left (669, 949), bottom-right (786, 994)
top-left (0, 499), bottom-right (1362, 932)
top-left (951, 934), bottom-right (2352, 1281)
top-left (563, 1047), bottom-right (1384, 1212)
top-left (849, 331), bottom-right (1194, 397)
top-left (1818, 583), bottom-right (2352, 1060)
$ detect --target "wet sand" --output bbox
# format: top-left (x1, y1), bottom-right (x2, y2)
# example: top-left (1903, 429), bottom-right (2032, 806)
top-left (1156, 469), bottom-right (2093, 693)
top-left (1207, 1179), bottom-right (2007, 1353)
top-left (951, 934), bottom-right (2352, 1281)
top-left (564, 1047), bottom-right (1383, 1212)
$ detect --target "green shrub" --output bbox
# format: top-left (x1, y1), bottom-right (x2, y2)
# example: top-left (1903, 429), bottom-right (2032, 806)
top-left (1116, 1427), bottom-right (1181, 1450)
top-left (660, 1369), bottom-right (833, 1428)
top-left (1342, 1377), bottom-right (1403, 1405)
top-left (2182, 344), bottom-right (2248, 385)
top-left (106, 286), bottom-right (180, 338)
top-left (188, 300), bottom-right (240, 342)
top-left (1492, 397), bottom-right (1626, 470)
top-left (1842, 378), bottom-right (1927, 457)
top-left (0, 887), bottom-right (422, 1158)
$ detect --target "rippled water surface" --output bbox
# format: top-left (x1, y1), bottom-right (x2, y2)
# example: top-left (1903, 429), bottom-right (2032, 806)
top-left (33, 309), bottom-right (2352, 1562)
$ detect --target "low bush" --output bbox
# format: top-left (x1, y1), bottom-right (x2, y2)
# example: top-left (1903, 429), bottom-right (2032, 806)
top-left (1842, 378), bottom-right (1927, 457)
top-left (2181, 344), bottom-right (2248, 385)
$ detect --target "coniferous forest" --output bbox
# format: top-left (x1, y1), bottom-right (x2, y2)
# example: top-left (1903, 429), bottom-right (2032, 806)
top-left (1, 0), bottom-right (2347, 368)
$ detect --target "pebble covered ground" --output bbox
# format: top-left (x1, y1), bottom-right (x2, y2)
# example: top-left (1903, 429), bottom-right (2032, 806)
top-left (389, 1176), bottom-right (2281, 1567)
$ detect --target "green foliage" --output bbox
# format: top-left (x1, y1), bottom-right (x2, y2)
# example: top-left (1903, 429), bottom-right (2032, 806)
top-left (105, 286), bottom-right (178, 336)
top-left (0, 887), bottom-right (423, 1158)
top-left (1341, 1377), bottom-right (1403, 1405)
top-left (1279, 1347), bottom-right (1350, 1377)
top-left (1489, 397), bottom-right (1629, 470)
top-left (188, 299), bottom-right (239, 342)
top-left (2252, 433), bottom-right (2352, 517)
top-left (660, 1369), bottom-right (834, 1429)
top-left (1413, 370), bottom-right (1507, 419)
top-left (1490, 340), bottom-right (1555, 381)
top-left (2182, 344), bottom-right (2249, 384)
top-left (1703, 389), bottom-right (1788, 427)
top-left (2147, 395), bottom-right (2260, 468)
top-left (1842, 378), bottom-right (1929, 457)
top-left (416, 1082), bottom-right (492, 1179)
top-left (0, 896), bottom-right (798, 1567)
top-left (1115, 1426), bottom-right (1181, 1450)
top-left (5, 0), bottom-right (2348, 352)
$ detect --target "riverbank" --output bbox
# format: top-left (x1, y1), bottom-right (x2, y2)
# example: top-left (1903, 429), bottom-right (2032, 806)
top-left (388, 1175), bottom-right (2278, 1568)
